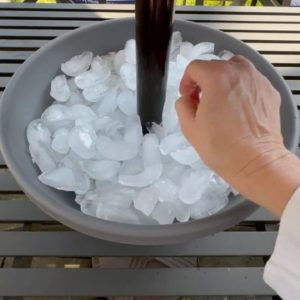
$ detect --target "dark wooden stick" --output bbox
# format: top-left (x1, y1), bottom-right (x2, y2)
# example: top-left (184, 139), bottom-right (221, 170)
top-left (136, 0), bottom-right (175, 133)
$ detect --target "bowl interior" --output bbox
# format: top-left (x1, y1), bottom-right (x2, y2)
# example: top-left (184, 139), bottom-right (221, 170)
top-left (0, 18), bottom-right (297, 245)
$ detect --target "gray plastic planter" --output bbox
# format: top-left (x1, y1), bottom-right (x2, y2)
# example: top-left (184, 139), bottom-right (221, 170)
top-left (0, 18), bottom-right (298, 245)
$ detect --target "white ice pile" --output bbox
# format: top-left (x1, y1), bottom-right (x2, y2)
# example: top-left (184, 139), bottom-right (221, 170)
top-left (27, 33), bottom-right (235, 225)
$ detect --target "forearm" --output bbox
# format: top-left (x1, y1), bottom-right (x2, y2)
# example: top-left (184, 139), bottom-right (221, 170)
top-left (228, 150), bottom-right (300, 217)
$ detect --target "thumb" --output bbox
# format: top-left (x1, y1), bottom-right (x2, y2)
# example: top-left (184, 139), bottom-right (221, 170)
top-left (175, 95), bottom-right (197, 138)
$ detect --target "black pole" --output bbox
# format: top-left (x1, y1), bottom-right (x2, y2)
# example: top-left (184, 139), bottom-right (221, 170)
top-left (136, 0), bottom-right (175, 133)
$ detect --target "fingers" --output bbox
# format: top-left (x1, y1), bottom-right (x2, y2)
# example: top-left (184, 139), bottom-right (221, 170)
top-left (175, 95), bottom-right (197, 138)
top-left (179, 60), bottom-right (211, 96)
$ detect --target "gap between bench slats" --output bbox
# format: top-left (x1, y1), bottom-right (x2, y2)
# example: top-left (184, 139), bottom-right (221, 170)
top-left (0, 268), bottom-right (273, 296)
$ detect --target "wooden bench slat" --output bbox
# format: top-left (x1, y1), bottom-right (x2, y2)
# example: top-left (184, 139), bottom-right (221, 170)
top-left (1, 29), bottom-right (300, 42)
top-left (276, 67), bottom-right (300, 77)
top-left (0, 231), bottom-right (277, 257)
top-left (1, 20), bottom-right (300, 32)
top-left (0, 268), bottom-right (273, 296)
top-left (248, 42), bottom-right (300, 52)
top-left (0, 63), bottom-right (21, 73)
top-left (0, 28), bottom-right (69, 37)
top-left (2, 39), bottom-right (300, 54)
top-left (0, 169), bottom-right (20, 191)
top-left (0, 39), bottom-right (50, 48)
top-left (0, 3), bottom-right (298, 14)
top-left (2, 76), bottom-right (299, 91)
top-left (0, 76), bottom-right (10, 87)
top-left (294, 95), bottom-right (300, 105)
top-left (0, 11), bottom-right (300, 23)
top-left (0, 199), bottom-right (52, 221)
top-left (2, 78), bottom-right (299, 95)
top-left (227, 32), bottom-right (300, 41)
top-left (2, 51), bottom-right (300, 65)
top-left (2, 63), bottom-right (300, 78)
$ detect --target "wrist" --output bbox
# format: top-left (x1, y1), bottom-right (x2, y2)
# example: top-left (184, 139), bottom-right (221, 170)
top-left (228, 148), bottom-right (300, 217)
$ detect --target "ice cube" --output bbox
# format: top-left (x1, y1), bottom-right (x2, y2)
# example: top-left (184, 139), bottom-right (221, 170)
top-left (190, 182), bottom-right (229, 219)
top-left (74, 69), bottom-right (110, 90)
top-left (116, 90), bottom-right (137, 116)
top-left (134, 187), bottom-right (158, 216)
top-left (179, 170), bottom-right (213, 204)
top-left (101, 52), bottom-right (115, 71)
top-left (162, 88), bottom-right (179, 134)
top-left (123, 116), bottom-right (143, 146)
top-left (27, 119), bottom-right (51, 146)
top-left (170, 146), bottom-right (199, 165)
top-left (80, 199), bottom-right (98, 217)
top-left (168, 61), bottom-right (180, 87)
top-left (41, 104), bottom-right (72, 123)
top-left (82, 160), bottom-right (120, 181)
top-left (69, 93), bottom-right (86, 106)
top-left (113, 49), bottom-right (126, 73)
top-left (97, 136), bottom-right (138, 161)
top-left (170, 32), bottom-right (182, 59)
top-left (152, 202), bottom-right (176, 225)
top-left (162, 163), bottom-right (186, 185)
top-left (69, 104), bottom-right (97, 122)
top-left (93, 116), bottom-right (112, 132)
top-left (50, 75), bottom-right (71, 102)
top-left (118, 134), bottom-right (162, 187)
top-left (75, 189), bottom-right (98, 205)
top-left (176, 54), bottom-right (190, 74)
top-left (187, 42), bottom-right (215, 60)
top-left (39, 166), bottom-right (90, 194)
top-left (119, 164), bottom-right (162, 188)
top-left (218, 50), bottom-right (234, 61)
top-left (69, 123), bottom-right (97, 159)
top-left (96, 88), bottom-right (118, 117)
top-left (61, 51), bottom-right (93, 77)
top-left (142, 134), bottom-right (161, 167)
top-left (100, 186), bottom-right (135, 208)
top-left (197, 54), bottom-right (220, 61)
top-left (159, 132), bottom-right (188, 155)
top-left (104, 120), bottom-right (124, 140)
top-left (124, 39), bottom-right (136, 65)
top-left (96, 116), bottom-right (142, 161)
top-left (91, 56), bottom-right (111, 78)
top-left (120, 63), bottom-right (136, 91)
top-left (231, 187), bottom-right (239, 196)
top-left (51, 128), bottom-right (70, 154)
top-left (119, 156), bottom-right (143, 176)
top-left (154, 178), bottom-right (178, 203)
top-left (96, 204), bottom-right (141, 224)
top-left (62, 151), bottom-right (84, 173)
top-left (173, 200), bottom-right (190, 223)
top-left (82, 75), bottom-right (118, 102)
top-left (148, 123), bottom-right (166, 141)
top-left (180, 41), bottom-right (193, 59)
top-left (29, 142), bottom-right (57, 173)
top-left (67, 79), bottom-right (86, 105)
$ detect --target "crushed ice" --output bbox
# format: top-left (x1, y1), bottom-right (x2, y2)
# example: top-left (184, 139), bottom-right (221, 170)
top-left (27, 32), bottom-right (235, 225)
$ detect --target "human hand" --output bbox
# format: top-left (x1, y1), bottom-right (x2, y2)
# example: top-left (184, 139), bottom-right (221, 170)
top-left (176, 56), bottom-right (300, 216)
